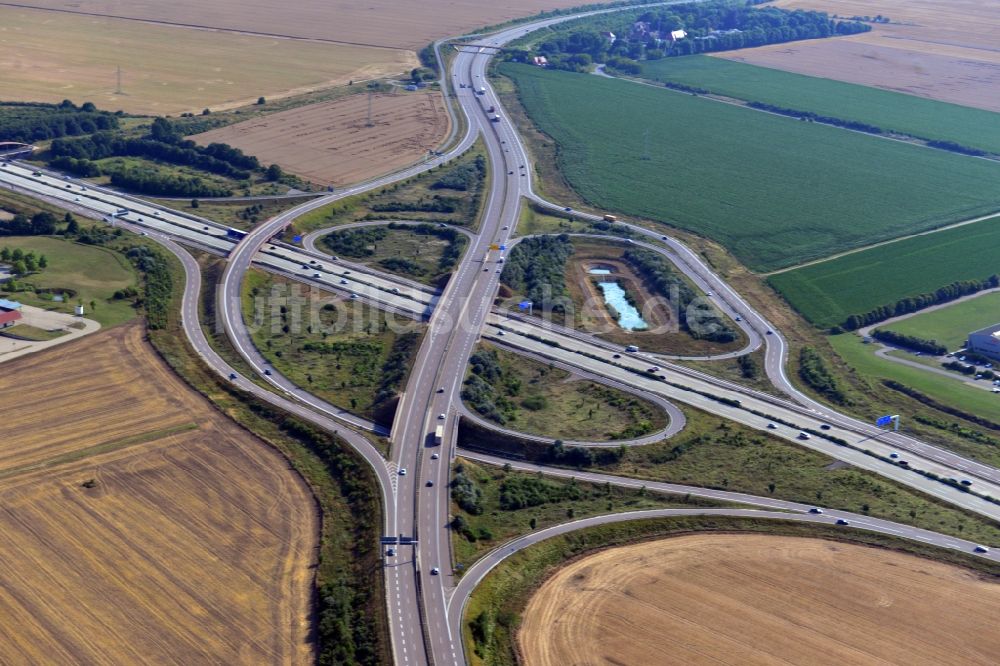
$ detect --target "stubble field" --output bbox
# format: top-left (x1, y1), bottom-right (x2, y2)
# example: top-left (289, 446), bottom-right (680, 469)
top-left (0, 6), bottom-right (415, 115)
top-left (717, 0), bottom-right (1000, 112)
top-left (0, 324), bottom-right (317, 663)
top-left (521, 534), bottom-right (1000, 666)
top-left (192, 91), bottom-right (450, 185)
top-left (5, 0), bottom-right (588, 50)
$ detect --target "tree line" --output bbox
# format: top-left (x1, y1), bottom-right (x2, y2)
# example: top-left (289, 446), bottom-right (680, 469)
top-left (839, 275), bottom-right (1000, 331)
top-left (0, 100), bottom-right (119, 144)
top-left (871, 329), bottom-right (947, 355)
top-left (623, 248), bottom-right (736, 342)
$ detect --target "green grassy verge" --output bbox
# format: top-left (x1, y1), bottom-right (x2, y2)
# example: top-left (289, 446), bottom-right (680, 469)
top-left (449, 457), bottom-right (722, 570)
top-left (882, 292), bottom-right (1000, 350)
top-left (828, 334), bottom-right (1000, 424)
top-left (768, 215), bottom-right (1000, 329)
top-left (463, 516), bottom-right (1000, 665)
top-left (465, 407), bottom-right (1000, 547)
top-left (146, 196), bottom-right (315, 230)
top-left (500, 63), bottom-right (1000, 272)
top-left (149, 244), bottom-right (389, 665)
top-left (0, 236), bottom-right (137, 326)
top-left (242, 269), bottom-right (424, 424)
top-left (640, 56), bottom-right (1000, 154)
top-left (462, 343), bottom-right (667, 441)
top-left (319, 223), bottom-right (467, 286)
top-left (0, 323), bottom-right (68, 341)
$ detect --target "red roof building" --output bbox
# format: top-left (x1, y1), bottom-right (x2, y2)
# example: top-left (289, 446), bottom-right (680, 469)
top-left (0, 309), bottom-right (22, 328)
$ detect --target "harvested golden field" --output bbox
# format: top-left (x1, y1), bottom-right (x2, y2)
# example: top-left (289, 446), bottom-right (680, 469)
top-left (192, 91), bottom-right (450, 185)
top-left (520, 534), bottom-right (1000, 666)
top-left (7, 0), bottom-right (588, 50)
top-left (716, 0), bottom-right (1000, 112)
top-left (0, 324), bottom-right (317, 664)
top-left (0, 6), bottom-right (415, 114)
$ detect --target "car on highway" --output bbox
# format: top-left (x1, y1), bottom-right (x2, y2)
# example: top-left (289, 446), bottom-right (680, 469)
top-left (228, 372), bottom-right (237, 380)
top-left (820, 424), bottom-right (831, 430)
top-left (613, 353), bottom-right (621, 359)
top-left (836, 519), bottom-right (849, 525)
top-left (961, 479), bottom-right (973, 486)
top-left (808, 508), bottom-right (823, 514)
top-left (661, 235), bottom-right (668, 240)
top-left (387, 548), bottom-right (396, 556)
top-left (798, 432), bottom-right (811, 440)
top-left (735, 316), bottom-right (742, 321)
top-left (431, 453), bottom-right (440, 460)
top-left (508, 170), bottom-right (513, 175)
top-left (331, 255), bottom-right (339, 260)
top-left (438, 413), bottom-right (445, 420)
top-left (398, 468), bottom-right (407, 476)
top-left (313, 272), bottom-right (321, 278)
top-left (436, 387), bottom-right (445, 393)
top-left (350, 293), bottom-right (359, 299)
top-left (430, 568), bottom-right (440, 575)
top-left (340, 279), bottom-right (349, 285)
top-left (889, 452), bottom-right (899, 459)
top-left (426, 480), bottom-right (434, 487)
top-left (767, 423), bottom-right (777, 429)
top-left (975, 545), bottom-right (989, 553)
top-left (564, 207), bottom-right (571, 212)
top-left (497, 330), bottom-right (505, 336)
top-left (264, 369), bottom-right (272, 376)
top-left (766, 330), bottom-right (773, 335)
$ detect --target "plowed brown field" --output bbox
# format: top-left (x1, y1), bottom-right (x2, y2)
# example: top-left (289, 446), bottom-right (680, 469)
top-left (6, 0), bottom-right (588, 50)
top-left (0, 324), bottom-right (317, 664)
top-left (716, 0), bottom-right (1000, 112)
top-left (192, 91), bottom-right (450, 185)
top-left (520, 534), bottom-right (1000, 666)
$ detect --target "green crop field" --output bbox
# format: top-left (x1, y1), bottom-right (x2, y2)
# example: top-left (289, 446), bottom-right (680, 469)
top-left (501, 63), bottom-right (1000, 272)
top-left (640, 56), bottom-right (1000, 155)
top-left (883, 292), bottom-right (1000, 350)
top-left (769, 217), bottom-right (1000, 328)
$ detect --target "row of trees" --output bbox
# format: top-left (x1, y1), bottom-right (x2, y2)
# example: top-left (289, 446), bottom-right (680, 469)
top-left (0, 246), bottom-right (48, 276)
top-left (799, 346), bottom-right (848, 404)
top-left (0, 100), bottom-right (118, 144)
top-left (108, 169), bottom-right (232, 197)
top-left (839, 275), bottom-right (1000, 331)
top-left (871, 329), bottom-right (947, 355)
top-left (50, 132), bottom-right (253, 180)
top-left (0, 211), bottom-right (59, 237)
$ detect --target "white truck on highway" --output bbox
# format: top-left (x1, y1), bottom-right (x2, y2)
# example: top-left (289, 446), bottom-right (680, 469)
top-left (434, 425), bottom-right (444, 446)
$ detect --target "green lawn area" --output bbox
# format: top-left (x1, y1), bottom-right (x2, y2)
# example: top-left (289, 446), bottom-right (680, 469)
top-left (883, 292), bottom-right (1000, 350)
top-left (640, 56), bottom-right (1000, 154)
top-left (242, 270), bottom-right (424, 423)
top-left (319, 224), bottom-right (467, 286)
top-left (829, 333), bottom-right (1000, 422)
top-left (557, 407), bottom-right (1000, 547)
top-left (501, 63), bottom-right (1000, 272)
top-left (0, 324), bottom-right (69, 341)
top-left (146, 196), bottom-right (313, 230)
top-left (0, 236), bottom-right (137, 326)
top-left (449, 457), bottom-right (715, 570)
top-left (768, 216), bottom-right (1000, 329)
top-left (462, 343), bottom-right (668, 441)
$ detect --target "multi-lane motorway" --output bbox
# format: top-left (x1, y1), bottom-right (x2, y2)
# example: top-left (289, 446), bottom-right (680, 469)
top-left (4, 4), bottom-right (1000, 664)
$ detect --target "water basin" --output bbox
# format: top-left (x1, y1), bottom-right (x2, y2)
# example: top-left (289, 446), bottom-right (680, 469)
top-left (597, 281), bottom-right (647, 330)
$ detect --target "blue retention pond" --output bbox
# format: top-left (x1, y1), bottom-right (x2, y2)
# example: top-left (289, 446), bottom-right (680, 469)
top-left (597, 281), bottom-right (648, 331)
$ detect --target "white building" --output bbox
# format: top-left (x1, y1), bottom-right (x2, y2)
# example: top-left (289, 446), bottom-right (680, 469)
top-left (967, 323), bottom-right (1000, 360)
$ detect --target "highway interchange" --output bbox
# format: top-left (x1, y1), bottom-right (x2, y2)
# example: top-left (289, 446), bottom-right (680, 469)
top-left (3, 4), bottom-right (1000, 664)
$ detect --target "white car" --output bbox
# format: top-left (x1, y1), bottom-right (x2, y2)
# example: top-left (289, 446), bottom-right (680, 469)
top-left (431, 453), bottom-right (440, 460)
top-left (430, 567), bottom-right (440, 575)
top-left (437, 413), bottom-right (446, 420)
top-left (398, 468), bottom-right (407, 476)
top-left (350, 293), bottom-right (359, 299)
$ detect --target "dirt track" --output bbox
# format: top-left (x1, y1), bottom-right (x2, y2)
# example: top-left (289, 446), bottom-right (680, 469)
top-left (192, 91), bottom-right (450, 185)
top-left (0, 324), bottom-right (317, 664)
top-left (520, 534), bottom-right (1000, 666)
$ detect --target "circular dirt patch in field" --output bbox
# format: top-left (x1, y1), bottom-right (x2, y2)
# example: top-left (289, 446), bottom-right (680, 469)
top-left (520, 534), bottom-right (1000, 666)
